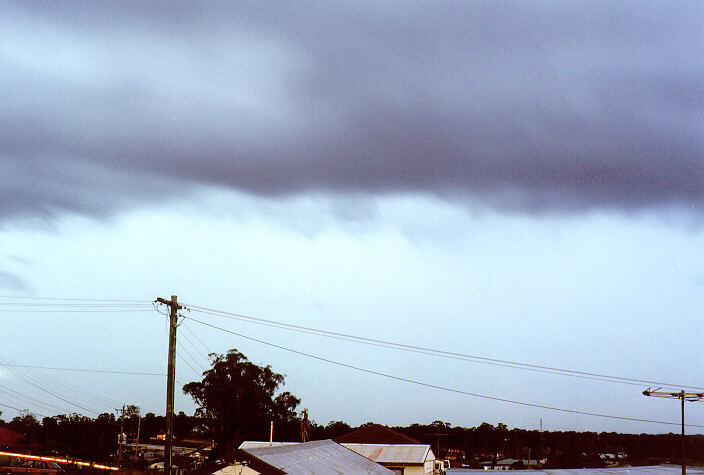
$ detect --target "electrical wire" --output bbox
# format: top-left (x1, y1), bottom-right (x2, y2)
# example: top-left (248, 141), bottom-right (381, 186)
top-left (0, 296), bottom-right (163, 417)
top-left (181, 323), bottom-right (212, 355)
top-left (0, 386), bottom-right (69, 414)
top-left (0, 402), bottom-right (49, 418)
top-left (179, 331), bottom-right (210, 367)
top-left (184, 315), bottom-right (704, 429)
top-left (0, 309), bottom-right (155, 313)
top-left (177, 341), bottom-right (207, 373)
top-left (184, 304), bottom-right (703, 391)
top-left (2, 365), bottom-right (166, 376)
top-left (177, 353), bottom-right (202, 378)
top-left (0, 355), bottom-right (113, 415)
top-left (0, 296), bottom-right (151, 303)
top-left (190, 308), bottom-right (648, 387)
top-left (3, 376), bottom-right (99, 416)
top-left (0, 298), bottom-right (153, 313)
top-left (32, 369), bottom-right (122, 408)
top-left (0, 303), bottom-right (151, 307)
top-left (0, 355), bottom-right (120, 405)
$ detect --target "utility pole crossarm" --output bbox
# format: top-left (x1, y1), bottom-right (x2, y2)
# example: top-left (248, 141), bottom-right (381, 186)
top-left (156, 297), bottom-right (182, 309)
top-left (642, 388), bottom-right (703, 475)
top-left (643, 390), bottom-right (704, 401)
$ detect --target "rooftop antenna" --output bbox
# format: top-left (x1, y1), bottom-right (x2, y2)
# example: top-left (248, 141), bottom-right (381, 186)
top-left (300, 409), bottom-right (310, 442)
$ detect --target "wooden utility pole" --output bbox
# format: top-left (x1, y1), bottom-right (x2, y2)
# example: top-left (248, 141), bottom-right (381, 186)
top-left (157, 295), bottom-right (181, 475)
top-left (643, 389), bottom-right (704, 475)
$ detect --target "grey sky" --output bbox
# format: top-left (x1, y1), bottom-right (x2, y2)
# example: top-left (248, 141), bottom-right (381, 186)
top-left (1, 1), bottom-right (702, 221)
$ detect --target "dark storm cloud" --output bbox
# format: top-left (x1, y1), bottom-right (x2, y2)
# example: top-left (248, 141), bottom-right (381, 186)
top-left (1, 1), bottom-right (702, 220)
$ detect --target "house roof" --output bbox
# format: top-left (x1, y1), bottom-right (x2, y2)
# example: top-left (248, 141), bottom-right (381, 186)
top-left (341, 443), bottom-right (433, 465)
top-left (239, 441), bottom-right (299, 450)
top-left (0, 427), bottom-right (25, 447)
top-left (242, 439), bottom-right (394, 474)
top-left (333, 424), bottom-right (420, 444)
top-left (212, 463), bottom-right (261, 475)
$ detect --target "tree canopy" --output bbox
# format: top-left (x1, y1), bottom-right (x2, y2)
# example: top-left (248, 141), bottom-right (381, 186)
top-left (183, 349), bottom-right (301, 456)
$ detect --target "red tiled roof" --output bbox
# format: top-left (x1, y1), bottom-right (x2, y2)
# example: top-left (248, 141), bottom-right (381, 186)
top-left (334, 424), bottom-right (420, 444)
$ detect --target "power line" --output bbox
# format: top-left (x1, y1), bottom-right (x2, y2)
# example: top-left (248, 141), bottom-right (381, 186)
top-left (177, 353), bottom-right (201, 378)
top-left (2, 373), bottom-right (99, 416)
top-left (0, 296), bottom-right (151, 303)
top-left (29, 367), bottom-right (122, 408)
top-left (0, 386), bottom-right (69, 414)
top-left (177, 341), bottom-right (207, 373)
top-left (180, 323), bottom-right (212, 357)
top-left (0, 309), bottom-right (155, 313)
top-left (0, 300), bottom-right (153, 313)
top-left (0, 402), bottom-right (49, 419)
top-left (184, 315), bottom-right (704, 429)
top-left (2, 364), bottom-right (165, 376)
top-left (0, 303), bottom-right (151, 307)
top-left (184, 304), bottom-right (703, 391)
top-left (0, 355), bottom-right (117, 414)
top-left (0, 362), bottom-right (101, 415)
top-left (179, 330), bottom-right (210, 366)
top-left (189, 308), bottom-right (649, 387)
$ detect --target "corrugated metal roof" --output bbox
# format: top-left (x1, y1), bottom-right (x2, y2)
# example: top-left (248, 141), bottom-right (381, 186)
top-left (243, 439), bottom-right (394, 474)
top-left (341, 443), bottom-right (432, 464)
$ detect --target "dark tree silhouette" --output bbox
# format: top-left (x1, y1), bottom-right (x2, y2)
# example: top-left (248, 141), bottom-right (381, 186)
top-left (183, 349), bottom-right (300, 457)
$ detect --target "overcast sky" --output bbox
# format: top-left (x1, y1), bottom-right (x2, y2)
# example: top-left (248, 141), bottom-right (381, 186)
top-left (0, 1), bottom-right (703, 435)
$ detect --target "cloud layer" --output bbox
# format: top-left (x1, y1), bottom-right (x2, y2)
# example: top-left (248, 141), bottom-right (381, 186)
top-left (1, 1), bottom-right (702, 220)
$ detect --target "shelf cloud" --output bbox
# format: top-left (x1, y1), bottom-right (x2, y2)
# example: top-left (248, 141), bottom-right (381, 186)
top-left (2, 1), bottom-right (702, 220)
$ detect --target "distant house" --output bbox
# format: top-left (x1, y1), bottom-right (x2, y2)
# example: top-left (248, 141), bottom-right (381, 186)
top-left (341, 443), bottom-right (441, 475)
top-left (333, 424), bottom-right (442, 474)
top-left (334, 424), bottom-right (421, 445)
top-left (239, 439), bottom-right (394, 474)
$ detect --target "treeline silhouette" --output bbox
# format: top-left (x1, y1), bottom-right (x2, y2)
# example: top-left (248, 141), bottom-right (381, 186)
top-left (2, 413), bottom-right (703, 469)
top-left (311, 420), bottom-right (704, 469)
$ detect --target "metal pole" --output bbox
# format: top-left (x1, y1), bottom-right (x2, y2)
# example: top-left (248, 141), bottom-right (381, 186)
top-left (681, 390), bottom-right (685, 475)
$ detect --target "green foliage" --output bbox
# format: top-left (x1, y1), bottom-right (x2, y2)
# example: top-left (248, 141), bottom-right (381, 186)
top-left (310, 420), bottom-right (352, 440)
top-left (183, 349), bottom-right (301, 456)
top-left (41, 413), bottom-right (117, 462)
top-left (124, 405), bottom-right (140, 418)
top-left (139, 412), bottom-right (166, 440)
top-left (8, 414), bottom-right (42, 445)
